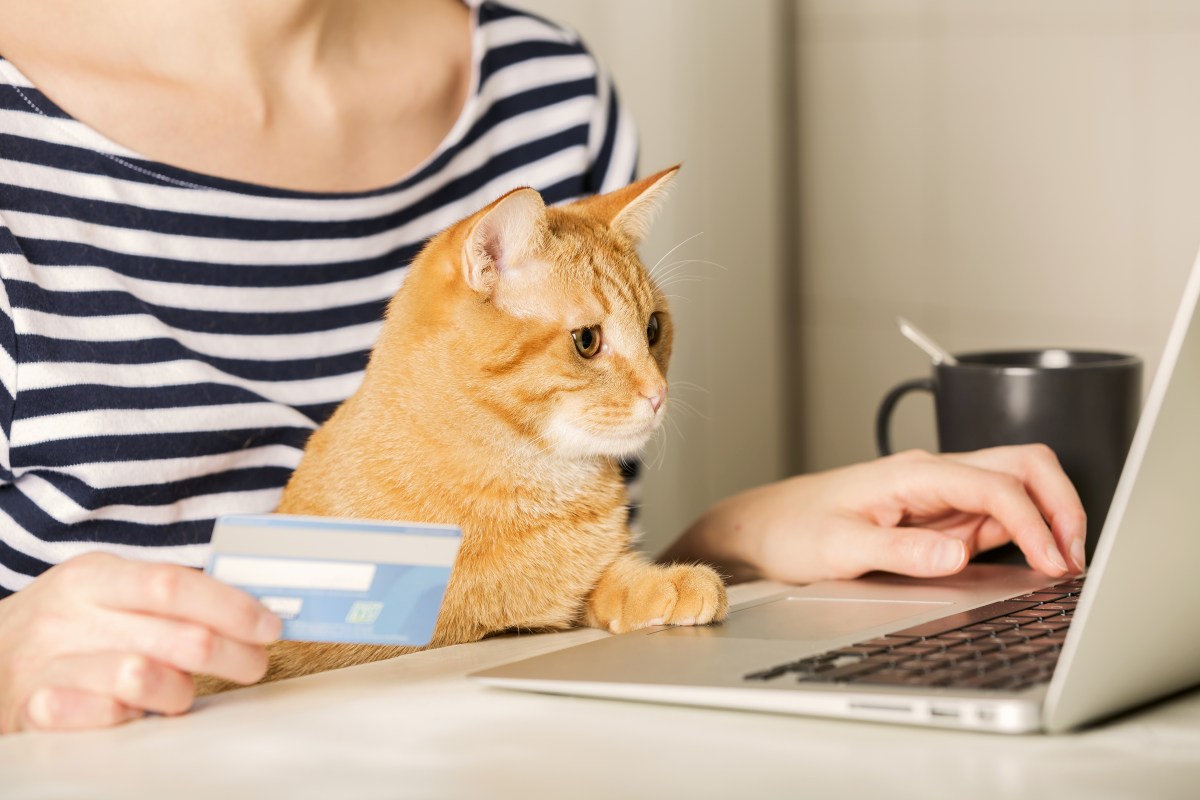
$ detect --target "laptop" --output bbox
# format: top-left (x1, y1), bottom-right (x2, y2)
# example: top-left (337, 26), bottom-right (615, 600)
top-left (471, 246), bottom-right (1200, 734)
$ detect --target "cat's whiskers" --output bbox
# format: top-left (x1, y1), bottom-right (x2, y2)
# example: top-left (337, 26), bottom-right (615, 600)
top-left (661, 414), bottom-right (687, 468)
top-left (654, 266), bottom-right (721, 294)
top-left (642, 422), bottom-right (670, 472)
top-left (654, 258), bottom-right (728, 283)
top-left (656, 275), bottom-right (707, 291)
top-left (666, 395), bottom-right (708, 422)
top-left (667, 379), bottom-right (710, 422)
top-left (670, 380), bottom-right (710, 395)
top-left (648, 231), bottom-right (704, 280)
top-left (652, 427), bottom-right (669, 471)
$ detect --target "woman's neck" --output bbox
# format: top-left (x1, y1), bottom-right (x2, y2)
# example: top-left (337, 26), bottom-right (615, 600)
top-left (0, 0), bottom-right (473, 192)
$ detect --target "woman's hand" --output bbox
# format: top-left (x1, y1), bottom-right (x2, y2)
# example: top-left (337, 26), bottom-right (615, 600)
top-left (662, 445), bottom-right (1087, 585)
top-left (0, 552), bottom-right (281, 734)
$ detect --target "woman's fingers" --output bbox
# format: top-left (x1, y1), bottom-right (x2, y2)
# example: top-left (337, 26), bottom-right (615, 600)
top-left (33, 652), bottom-right (195, 720)
top-left (20, 687), bottom-right (143, 732)
top-left (891, 451), bottom-right (1074, 577)
top-left (24, 554), bottom-right (275, 684)
top-left (945, 445), bottom-right (1087, 571)
top-left (824, 519), bottom-right (969, 580)
top-left (78, 555), bottom-right (281, 645)
top-left (89, 608), bottom-right (270, 684)
top-left (0, 554), bottom-right (280, 734)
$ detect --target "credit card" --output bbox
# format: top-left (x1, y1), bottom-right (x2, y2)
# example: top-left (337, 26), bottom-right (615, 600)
top-left (205, 514), bottom-right (461, 646)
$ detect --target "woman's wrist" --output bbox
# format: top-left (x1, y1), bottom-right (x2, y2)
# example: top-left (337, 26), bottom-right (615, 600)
top-left (658, 484), bottom-right (777, 584)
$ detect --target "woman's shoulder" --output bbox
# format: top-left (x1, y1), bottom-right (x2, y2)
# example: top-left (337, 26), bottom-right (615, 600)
top-left (474, 1), bottom-right (605, 77)
top-left (476, 1), bottom-right (587, 46)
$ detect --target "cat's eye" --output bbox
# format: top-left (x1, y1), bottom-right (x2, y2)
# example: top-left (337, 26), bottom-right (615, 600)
top-left (572, 325), bottom-right (602, 359)
top-left (647, 313), bottom-right (662, 346)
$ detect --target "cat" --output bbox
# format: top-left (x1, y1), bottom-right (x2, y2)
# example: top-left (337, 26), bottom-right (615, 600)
top-left (196, 166), bottom-right (728, 694)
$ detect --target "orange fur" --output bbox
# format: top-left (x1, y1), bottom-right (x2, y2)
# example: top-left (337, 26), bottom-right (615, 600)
top-left (196, 167), bottom-right (728, 695)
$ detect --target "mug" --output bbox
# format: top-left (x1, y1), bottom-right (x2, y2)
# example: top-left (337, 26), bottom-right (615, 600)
top-left (876, 349), bottom-right (1142, 562)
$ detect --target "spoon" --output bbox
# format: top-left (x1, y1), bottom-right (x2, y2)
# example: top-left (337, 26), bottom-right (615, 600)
top-left (896, 316), bottom-right (958, 366)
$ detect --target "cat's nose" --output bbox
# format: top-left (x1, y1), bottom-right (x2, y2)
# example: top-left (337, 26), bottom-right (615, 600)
top-left (643, 385), bottom-right (666, 413)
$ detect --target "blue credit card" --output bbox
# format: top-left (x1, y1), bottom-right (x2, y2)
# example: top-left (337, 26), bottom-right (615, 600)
top-left (205, 514), bottom-right (461, 646)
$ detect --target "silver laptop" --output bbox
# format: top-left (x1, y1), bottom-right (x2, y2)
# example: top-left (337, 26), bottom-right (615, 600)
top-left (472, 246), bottom-right (1200, 734)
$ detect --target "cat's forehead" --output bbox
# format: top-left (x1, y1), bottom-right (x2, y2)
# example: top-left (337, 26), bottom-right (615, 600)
top-left (543, 211), bottom-right (660, 324)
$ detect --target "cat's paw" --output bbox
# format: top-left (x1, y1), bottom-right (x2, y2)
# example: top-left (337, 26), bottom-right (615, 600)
top-left (587, 562), bottom-right (729, 635)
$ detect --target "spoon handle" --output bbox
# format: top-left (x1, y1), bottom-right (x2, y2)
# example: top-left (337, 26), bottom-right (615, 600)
top-left (897, 316), bottom-right (958, 366)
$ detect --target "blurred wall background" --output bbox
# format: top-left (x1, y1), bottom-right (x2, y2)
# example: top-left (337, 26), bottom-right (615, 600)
top-left (514, 0), bottom-right (793, 555)
top-left (513, 0), bottom-right (1200, 555)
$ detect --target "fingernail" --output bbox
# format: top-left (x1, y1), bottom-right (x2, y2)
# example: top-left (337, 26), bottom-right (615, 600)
top-left (1070, 537), bottom-right (1087, 573)
top-left (256, 612), bottom-right (282, 642)
top-left (933, 540), bottom-right (966, 572)
top-left (1045, 541), bottom-right (1070, 574)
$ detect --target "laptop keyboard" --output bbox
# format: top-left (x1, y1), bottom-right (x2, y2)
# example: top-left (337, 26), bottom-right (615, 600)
top-left (743, 577), bottom-right (1086, 693)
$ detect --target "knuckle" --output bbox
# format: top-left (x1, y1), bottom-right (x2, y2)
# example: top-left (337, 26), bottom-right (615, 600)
top-left (244, 647), bottom-right (269, 683)
top-left (64, 551), bottom-right (105, 569)
top-left (24, 688), bottom-right (61, 729)
top-left (142, 565), bottom-right (184, 609)
top-left (166, 677), bottom-right (198, 715)
top-left (21, 612), bottom-right (76, 662)
top-left (1065, 508), bottom-right (1088, 531)
top-left (1027, 442), bottom-right (1059, 463)
top-left (991, 472), bottom-right (1025, 497)
top-left (234, 596), bottom-right (265, 638)
top-left (50, 552), bottom-right (101, 584)
top-left (891, 448), bottom-right (933, 465)
top-left (984, 470), bottom-right (1022, 501)
top-left (117, 655), bottom-right (154, 700)
top-left (176, 625), bottom-right (216, 669)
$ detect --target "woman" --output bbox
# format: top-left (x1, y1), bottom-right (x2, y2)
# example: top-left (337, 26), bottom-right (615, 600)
top-left (0, 0), bottom-right (1083, 733)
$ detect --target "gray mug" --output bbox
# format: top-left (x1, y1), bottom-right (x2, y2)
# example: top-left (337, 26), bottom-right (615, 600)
top-left (876, 349), bottom-right (1142, 562)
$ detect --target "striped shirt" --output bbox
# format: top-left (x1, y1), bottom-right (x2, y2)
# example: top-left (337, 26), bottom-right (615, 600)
top-left (0, 1), bottom-right (638, 598)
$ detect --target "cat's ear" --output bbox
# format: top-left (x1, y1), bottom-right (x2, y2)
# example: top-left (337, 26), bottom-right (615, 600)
top-left (574, 165), bottom-right (679, 244)
top-left (463, 187), bottom-right (547, 297)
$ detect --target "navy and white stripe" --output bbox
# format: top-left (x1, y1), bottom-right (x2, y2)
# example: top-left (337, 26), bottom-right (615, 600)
top-left (0, 1), bottom-right (638, 596)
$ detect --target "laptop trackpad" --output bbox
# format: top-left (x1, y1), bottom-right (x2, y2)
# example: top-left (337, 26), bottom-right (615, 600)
top-left (656, 596), bottom-right (948, 642)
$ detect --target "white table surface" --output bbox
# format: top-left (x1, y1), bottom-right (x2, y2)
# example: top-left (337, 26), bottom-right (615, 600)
top-left (3, 580), bottom-right (1200, 799)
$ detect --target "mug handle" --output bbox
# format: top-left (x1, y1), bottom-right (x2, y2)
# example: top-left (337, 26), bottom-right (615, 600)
top-left (875, 378), bottom-right (935, 456)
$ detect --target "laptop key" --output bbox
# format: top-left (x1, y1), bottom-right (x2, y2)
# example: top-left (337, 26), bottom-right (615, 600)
top-left (829, 645), bottom-right (889, 657)
top-left (795, 661), bottom-right (885, 682)
top-left (1004, 643), bottom-right (1054, 658)
top-left (954, 673), bottom-right (1019, 690)
top-left (744, 666), bottom-right (790, 681)
top-left (890, 601), bottom-right (1041, 638)
top-left (891, 645), bottom-right (942, 657)
top-left (860, 636), bottom-right (920, 648)
top-left (964, 638), bottom-right (1005, 651)
top-left (743, 578), bottom-right (1085, 687)
top-left (1023, 620), bottom-right (1071, 632)
top-left (1013, 592), bottom-right (1068, 602)
top-left (852, 671), bottom-right (952, 687)
top-left (963, 622), bottom-right (1019, 633)
top-left (934, 630), bottom-right (992, 643)
top-left (994, 633), bottom-right (1028, 647)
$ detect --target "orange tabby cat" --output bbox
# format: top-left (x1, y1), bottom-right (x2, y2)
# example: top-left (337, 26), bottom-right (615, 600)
top-left (198, 166), bottom-right (727, 693)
